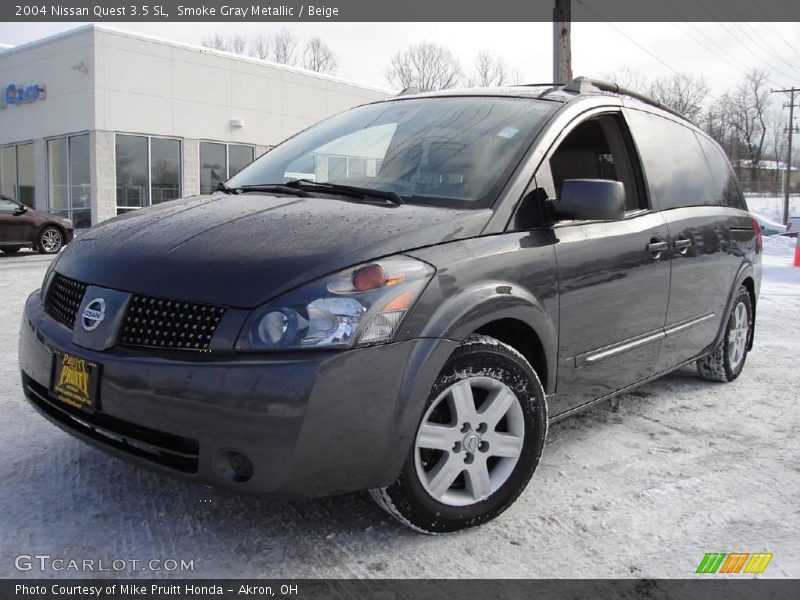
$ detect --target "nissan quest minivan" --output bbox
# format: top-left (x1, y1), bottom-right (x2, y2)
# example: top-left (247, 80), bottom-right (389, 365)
top-left (19, 78), bottom-right (761, 533)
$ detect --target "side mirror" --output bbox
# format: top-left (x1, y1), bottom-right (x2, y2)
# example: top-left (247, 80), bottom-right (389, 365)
top-left (551, 179), bottom-right (626, 222)
top-left (13, 205), bottom-right (27, 215)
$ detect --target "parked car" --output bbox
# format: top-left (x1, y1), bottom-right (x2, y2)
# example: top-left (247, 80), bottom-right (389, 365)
top-left (0, 194), bottom-right (74, 254)
top-left (753, 213), bottom-right (787, 236)
top-left (19, 77), bottom-right (761, 533)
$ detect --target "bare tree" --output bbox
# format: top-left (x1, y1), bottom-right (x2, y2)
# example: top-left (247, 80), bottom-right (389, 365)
top-left (728, 69), bottom-right (771, 180)
top-left (230, 35), bottom-right (247, 56)
top-left (201, 33), bottom-right (229, 52)
top-left (303, 37), bottom-right (337, 74)
top-left (468, 51), bottom-right (510, 87)
top-left (271, 28), bottom-right (298, 65)
top-left (602, 67), bottom-right (649, 92)
top-left (248, 34), bottom-right (270, 60)
top-left (387, 43), bottom-right (462, 91)
top-left (767, 106), bottom-right (788, 166)
top-left (649, 73), bottom-right (709, 122)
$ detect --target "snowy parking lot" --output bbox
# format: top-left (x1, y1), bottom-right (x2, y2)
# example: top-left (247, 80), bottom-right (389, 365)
top-left (1, 229), bottom-right (799, 579)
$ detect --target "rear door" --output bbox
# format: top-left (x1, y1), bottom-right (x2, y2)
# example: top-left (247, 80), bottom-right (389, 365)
top-left (537, 109), bottom-right (671, 415)
top-left (624, 108), bottom-right (743, 371)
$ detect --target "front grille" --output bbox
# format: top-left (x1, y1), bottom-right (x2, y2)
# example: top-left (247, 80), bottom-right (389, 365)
top-left (23, 374), bottom-right (199, 473)
top-left (45, 273), bottom-right (87, 328)
top-left (121, 295), bottom-right (226, 350)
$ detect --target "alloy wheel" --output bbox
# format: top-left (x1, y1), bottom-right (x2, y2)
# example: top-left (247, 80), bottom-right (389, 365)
top-left (728, 301), bottom-right (749, 370)
top-left (41, 229), bottom-right (62, 253)
top-left (414, 376), bottom-right (525, 507)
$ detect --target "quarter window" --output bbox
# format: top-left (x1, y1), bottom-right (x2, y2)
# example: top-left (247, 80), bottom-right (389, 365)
top-left (696, 134), bottom-right (746, 210)
top-left (48, 134), bottom-right (91, 228)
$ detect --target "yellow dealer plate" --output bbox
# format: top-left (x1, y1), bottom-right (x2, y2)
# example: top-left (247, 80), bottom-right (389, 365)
top-left (51, 351), bottom-right (100, 411)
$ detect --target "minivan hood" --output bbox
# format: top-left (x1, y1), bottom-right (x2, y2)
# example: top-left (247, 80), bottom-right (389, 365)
top-left (55, 194), bottom-right (490, 308)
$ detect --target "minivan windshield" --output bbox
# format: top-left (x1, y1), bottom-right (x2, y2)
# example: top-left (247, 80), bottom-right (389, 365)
top-left (227, 96), bottom-right (557, 209)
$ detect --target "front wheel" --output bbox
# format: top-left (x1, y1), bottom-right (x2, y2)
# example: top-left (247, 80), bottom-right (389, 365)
top-left (371, 334), bottom-right (548, 533)
top-left (697, 286), bottom-right (753, 382)
top-left (37, 227), bottom-right (63, 254)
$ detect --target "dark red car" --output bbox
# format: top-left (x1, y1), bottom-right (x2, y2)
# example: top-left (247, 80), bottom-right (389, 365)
top-left (0, 194), bottom-right (74, 254)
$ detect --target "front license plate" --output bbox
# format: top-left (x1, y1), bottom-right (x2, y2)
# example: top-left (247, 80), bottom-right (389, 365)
top-left (51, 351), bottom-right (100, 411)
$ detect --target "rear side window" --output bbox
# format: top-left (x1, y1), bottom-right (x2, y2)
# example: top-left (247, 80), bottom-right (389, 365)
top-left (624, 109), bottom-right (719, 211)
top-left (695, 134), bottom-right (747, 210)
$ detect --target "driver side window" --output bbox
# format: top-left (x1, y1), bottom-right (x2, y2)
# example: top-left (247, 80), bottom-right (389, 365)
top-left (545, 113), bottom-right (644, 213)
top-left (0, 197), bottom-right (19, 212)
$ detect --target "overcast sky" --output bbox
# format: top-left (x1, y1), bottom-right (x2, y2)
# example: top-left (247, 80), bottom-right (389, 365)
top-left (1, 22), bottom-right (799, 97)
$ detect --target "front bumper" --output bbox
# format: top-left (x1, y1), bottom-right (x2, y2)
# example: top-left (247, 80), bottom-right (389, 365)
top-left (19, 291), bottom-right (457, 497)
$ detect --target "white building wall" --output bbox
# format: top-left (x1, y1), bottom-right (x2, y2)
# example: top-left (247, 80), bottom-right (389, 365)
top-left (94, 28), bottom-right (388, 146)
top-left (0, 28), bottom-right (96, 144)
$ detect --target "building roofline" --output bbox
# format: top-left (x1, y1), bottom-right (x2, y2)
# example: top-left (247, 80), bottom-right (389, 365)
top-left (0, 24), bottom-right (391, 95)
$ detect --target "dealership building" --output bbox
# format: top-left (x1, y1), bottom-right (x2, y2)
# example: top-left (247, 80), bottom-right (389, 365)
top-left (0, 25), bottom-right (389, 227)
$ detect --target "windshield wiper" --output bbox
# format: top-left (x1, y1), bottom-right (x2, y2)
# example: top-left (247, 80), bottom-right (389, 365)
top-left (284, 179), bottom-right (404, 205)
top-left (215, 182), bottom-right (239, 194)
top-left (236, 184), bottom-right (311, 197)
top-left (215, 182), bottom-right (311, 197)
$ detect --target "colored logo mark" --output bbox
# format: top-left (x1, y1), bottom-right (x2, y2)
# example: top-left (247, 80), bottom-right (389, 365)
top-left (696, 552), bottom-right (773, 574)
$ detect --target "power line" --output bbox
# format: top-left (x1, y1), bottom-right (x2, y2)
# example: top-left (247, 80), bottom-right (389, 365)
top-left (574, 1), bottom-right (686, 79)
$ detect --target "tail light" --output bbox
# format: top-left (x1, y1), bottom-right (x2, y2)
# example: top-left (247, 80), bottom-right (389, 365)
top-left (752, 218), bottom-right (763, 254)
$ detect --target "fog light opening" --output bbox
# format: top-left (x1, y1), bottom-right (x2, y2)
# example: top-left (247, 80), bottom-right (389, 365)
top-left (214, 449), bottom-right (254, 483)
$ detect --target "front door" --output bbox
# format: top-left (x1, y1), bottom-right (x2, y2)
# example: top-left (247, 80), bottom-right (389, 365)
top-left (0, 196), bottom-right (32, 244)
top-left (536, 110), bottom-right (671, 415)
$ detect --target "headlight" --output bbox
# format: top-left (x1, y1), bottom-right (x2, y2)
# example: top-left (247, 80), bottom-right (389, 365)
top-left (235, 256), bottom-right (434, 351)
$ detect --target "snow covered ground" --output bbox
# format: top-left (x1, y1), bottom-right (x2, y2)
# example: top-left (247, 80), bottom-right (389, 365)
top-left (0, 239), bottom-right (798, 579)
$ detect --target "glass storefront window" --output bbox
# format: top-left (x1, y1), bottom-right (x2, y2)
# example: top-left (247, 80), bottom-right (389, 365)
top-left (115, 134), bottom-right (182, 214)
top-left (116, 134), bottom-right (150, 211)
top-left (229, 144), bottom-right (255, 178)
top-left (151, 138), bottom-right (181, 205)
top-left (48, 134), bottom-right (91, 228)
top-left (16, 143), bottom-right (34, 207)
top-left (0, 146), bottom-right (16, 200)
top-left (200, 142), bottom-right (256, 193)
top-left (69, 135), bottom-right (91, 227)
top-left (200, 142), bottom-right (226, 195)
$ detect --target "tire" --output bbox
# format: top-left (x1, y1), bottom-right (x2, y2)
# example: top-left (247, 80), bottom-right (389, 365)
top-left (371, 334), bottom-right (548, 533)
top-left (37, 226), bottom-right (63, 254)
top-left (697, 286), bottom-right (753, 382)
top-left (0, 247), bottom-right (22, 254)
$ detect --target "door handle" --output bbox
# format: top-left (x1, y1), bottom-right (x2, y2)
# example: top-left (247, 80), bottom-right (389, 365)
top-left (674, 237), bottom-right (691, 254)
top-left (647, 239), bottom-right (668, 258)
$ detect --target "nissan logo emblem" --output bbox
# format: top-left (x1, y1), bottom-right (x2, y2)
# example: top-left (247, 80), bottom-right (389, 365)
top-left (81, 298), bottom-right (106, 332)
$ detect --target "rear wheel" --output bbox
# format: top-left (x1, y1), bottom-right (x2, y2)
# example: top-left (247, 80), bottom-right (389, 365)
top-left (37, 227), bottom-right (63, 254)
top-left (0, 247), bottom-right (22, 254)
top-left (371, 334), bottom-right (547, 533)
top-left (697, 286), bottom-right (753, 382)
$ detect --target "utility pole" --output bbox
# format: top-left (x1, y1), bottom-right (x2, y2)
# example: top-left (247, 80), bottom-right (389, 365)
top-left (553, 0), bottom-right (572, 83)
top-left (771, 87), bottom-right (799, 225)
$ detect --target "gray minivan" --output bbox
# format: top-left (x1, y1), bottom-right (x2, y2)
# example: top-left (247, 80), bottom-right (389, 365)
top-left (20, 77), bottom-right (761, 533)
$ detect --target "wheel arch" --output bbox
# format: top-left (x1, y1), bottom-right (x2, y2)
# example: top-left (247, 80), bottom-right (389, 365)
top-left (711, 263), bottom-right (756, 353)
top-left (35, 221), bottom-right (67, 245)
top-left (410, 282), bottom-right (558, 395)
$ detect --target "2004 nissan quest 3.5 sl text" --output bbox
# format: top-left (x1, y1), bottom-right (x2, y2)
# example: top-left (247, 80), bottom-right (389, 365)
top-left (19, 77), bottom-right (761, 533)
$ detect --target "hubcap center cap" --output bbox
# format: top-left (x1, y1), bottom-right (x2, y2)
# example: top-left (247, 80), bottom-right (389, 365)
top-left (462, 431), bottom-right (481, 453)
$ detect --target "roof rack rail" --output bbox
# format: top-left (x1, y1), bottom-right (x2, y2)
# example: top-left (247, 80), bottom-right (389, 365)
top-left (563, 76), bottom-right (689, 122)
